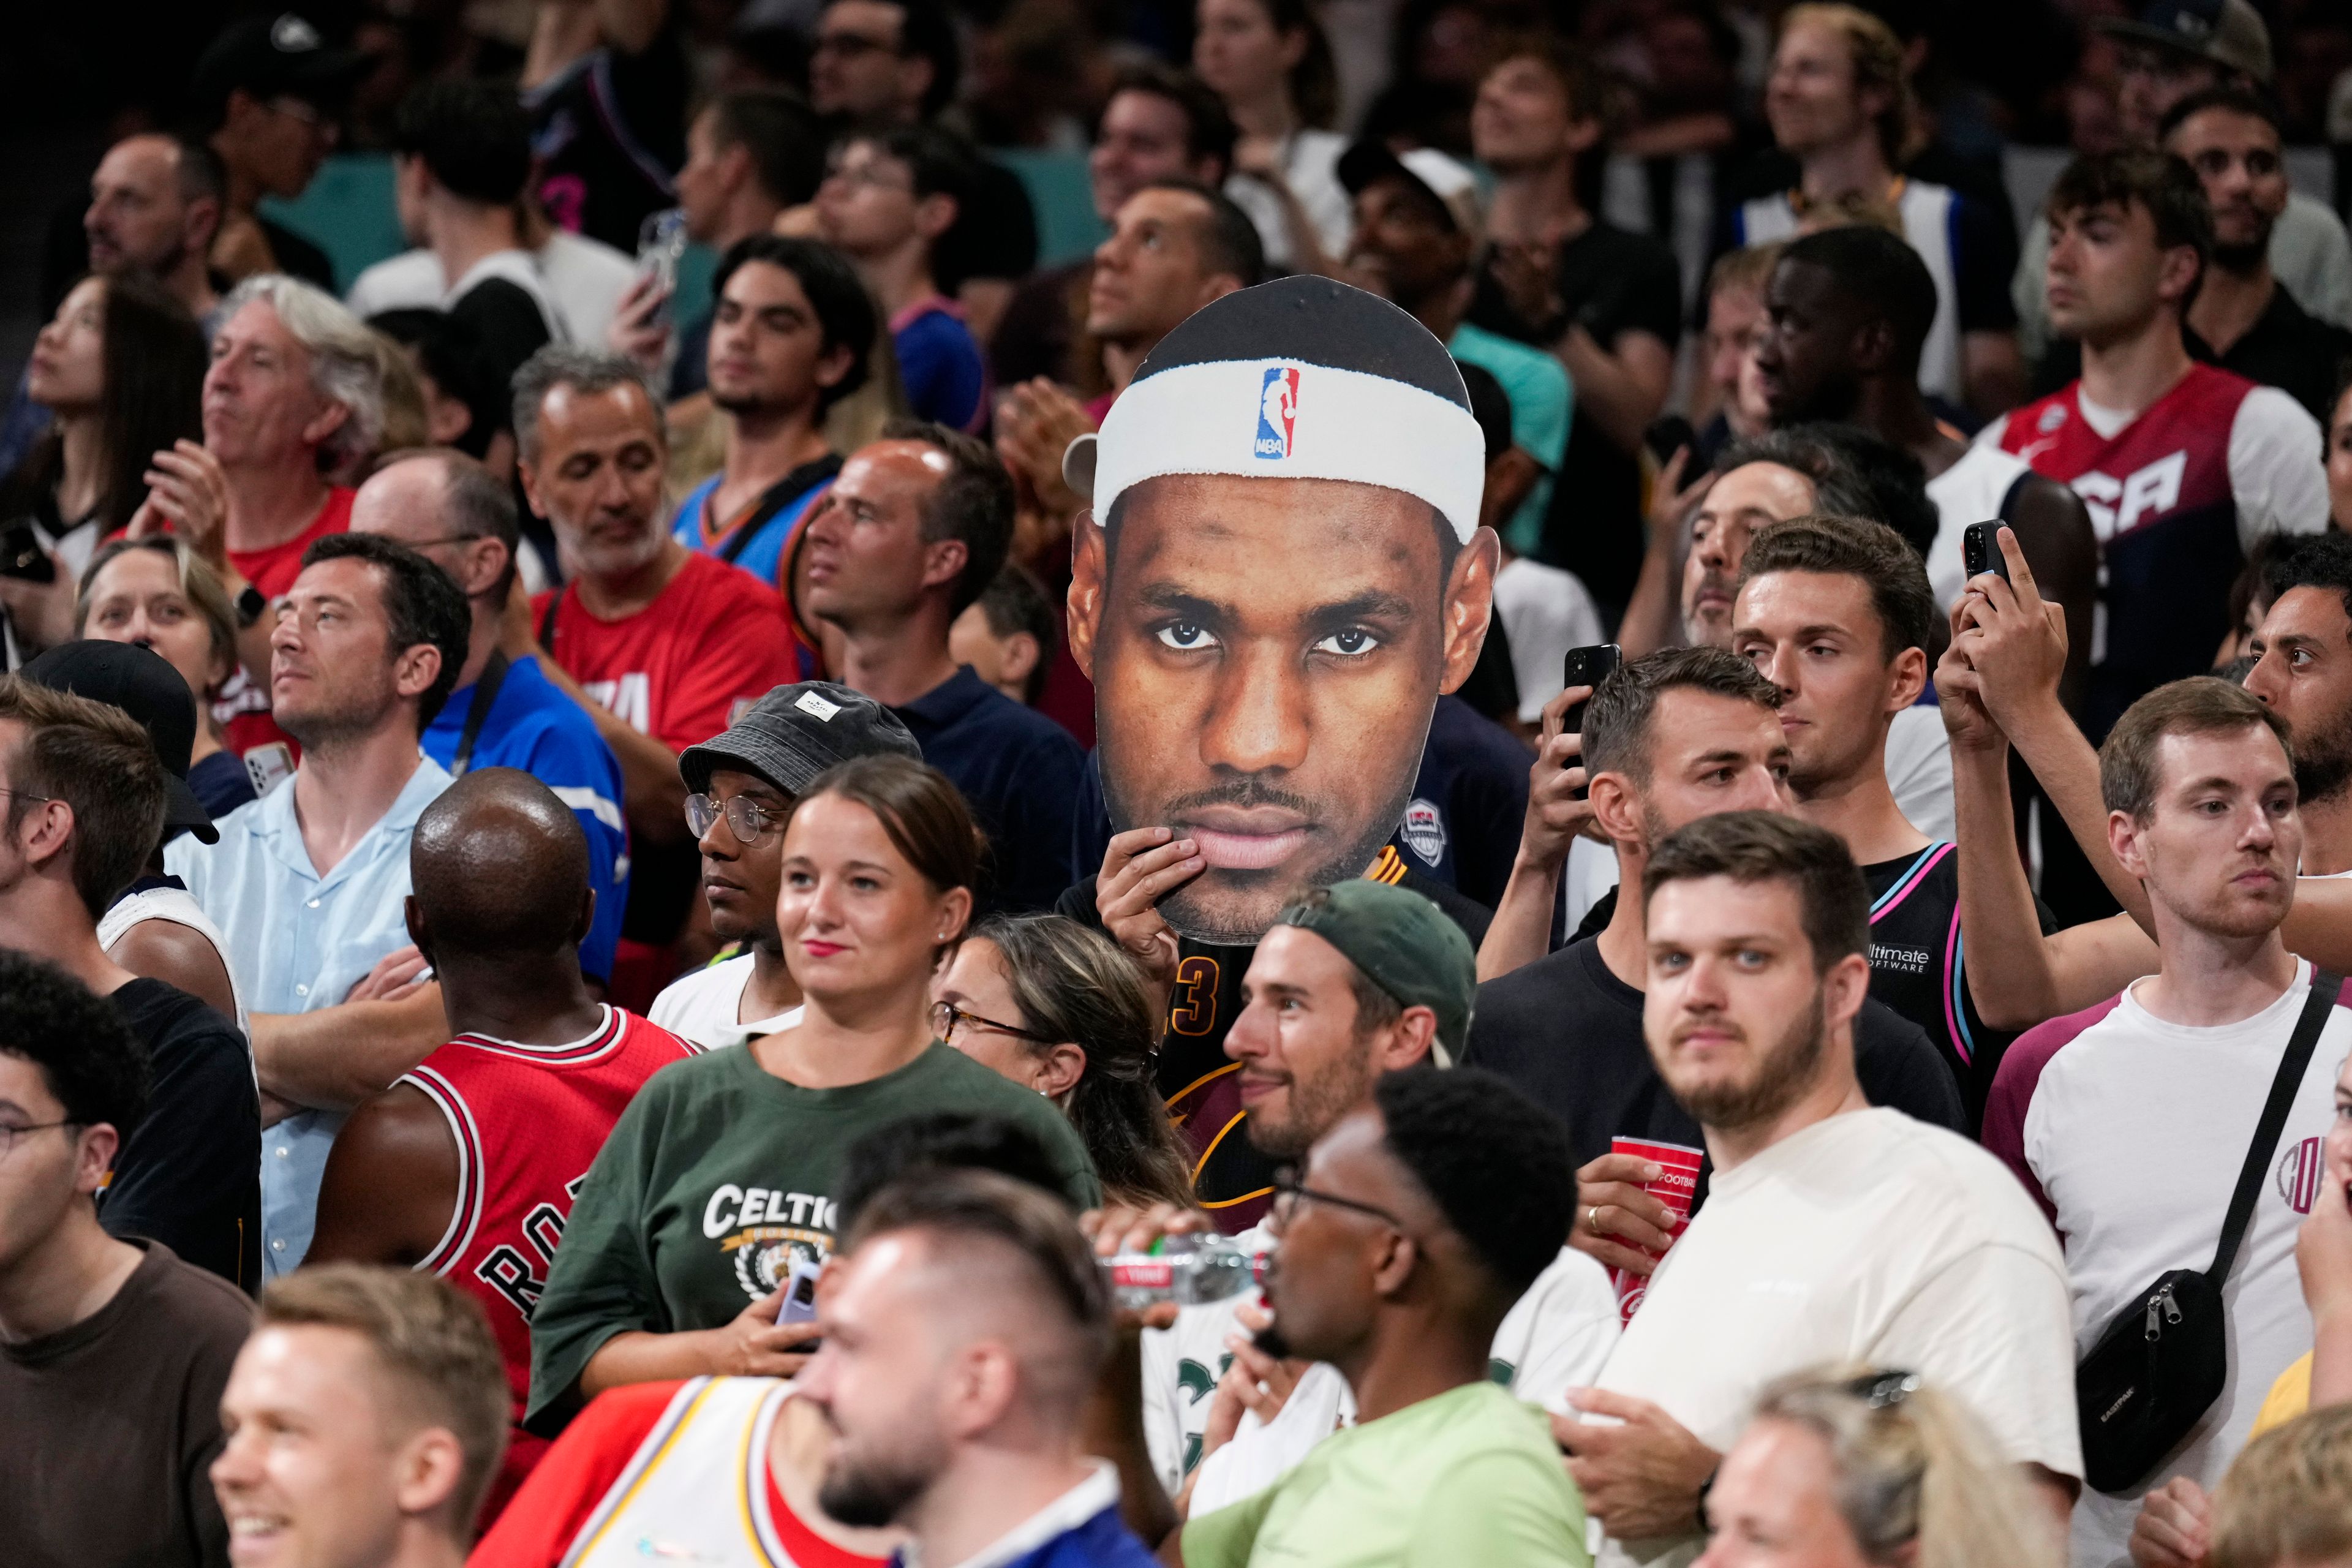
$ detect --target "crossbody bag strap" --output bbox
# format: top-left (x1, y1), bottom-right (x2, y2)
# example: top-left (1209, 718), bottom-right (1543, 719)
top-left (2212, 968), bottom-right (2343, 1280)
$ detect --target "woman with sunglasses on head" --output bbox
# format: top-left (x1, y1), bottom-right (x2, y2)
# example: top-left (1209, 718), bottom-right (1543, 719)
top-left (1697, 1366), bottom-right (2062, 1568)
top-left (935, 911), bottom-right (1196, 1210)
top-left (527, 754), bottom-right (1099, 1435)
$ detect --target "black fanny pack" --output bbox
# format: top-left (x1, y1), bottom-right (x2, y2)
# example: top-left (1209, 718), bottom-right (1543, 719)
top-left (2075, 968), bottom-right (2341, 1494)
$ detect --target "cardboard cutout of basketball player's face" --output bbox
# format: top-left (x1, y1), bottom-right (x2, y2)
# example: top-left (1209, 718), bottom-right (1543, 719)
top-left (1069, 467), bottom-right (1497, 944)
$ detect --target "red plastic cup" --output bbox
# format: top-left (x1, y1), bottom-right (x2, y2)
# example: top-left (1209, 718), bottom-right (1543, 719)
top-left (1605, 1137), bottom-right (1704, 1324)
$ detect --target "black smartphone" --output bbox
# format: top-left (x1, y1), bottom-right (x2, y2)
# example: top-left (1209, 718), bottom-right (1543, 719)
top-left (0, 521), bottom-right (55, 584)
top-left (1643, 415), bottom-right (1697, 468)
top-left (1962, 521), bottom-right (2009, 587)
top-left (1561, 644), bottom-right (1623, 733)
top-left (1561, 644), bottom-right (1621, 799)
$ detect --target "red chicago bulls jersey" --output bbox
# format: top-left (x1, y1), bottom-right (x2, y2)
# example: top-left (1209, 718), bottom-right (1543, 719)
top-left (401, 1007), bottom-right (699, 1519)
top-left (1997, 364), bottom-right (2258, 736)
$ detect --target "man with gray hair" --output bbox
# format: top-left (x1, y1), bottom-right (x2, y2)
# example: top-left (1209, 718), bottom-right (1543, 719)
top-left (350, 450), bottom-right (629, 984)
top-left (172, 273), bottom-right (386, 779)
top-left (513, 346), bottom-right (796, 996)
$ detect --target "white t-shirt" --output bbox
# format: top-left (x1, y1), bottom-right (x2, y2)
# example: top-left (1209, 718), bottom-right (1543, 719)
top-left (345, 230), bottom-right (635, 346)
top-left (97, 883), bottom-right (253, 1052)
top-left (1223, 129), bottom-right (1351, 274)
top-left (1140, 1232), bottom-right (1618, 1501)
top-left (1923, 442), bottom-right (2036, 609)
top-left (1995, 960), bottom-right (2352, 1568)
top-left (1974, 384), bottom-right (2329, 554)
top-left (1494, 557), bottom-right (1606, 725)
top-left (1591, 1107), bottom-right (2081, 1568)
top-left (646, 953), bottom-right (804, 1051)
top-left (1884, 706), bottom-right (1956, 846)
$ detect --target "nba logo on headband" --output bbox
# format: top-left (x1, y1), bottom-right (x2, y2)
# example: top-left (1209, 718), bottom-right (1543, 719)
top-left (1255, 366), bottom-right (1300, 460)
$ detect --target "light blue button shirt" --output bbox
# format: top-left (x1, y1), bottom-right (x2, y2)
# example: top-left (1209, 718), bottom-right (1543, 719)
top-left (167, 755), bottom-right (453, 1275)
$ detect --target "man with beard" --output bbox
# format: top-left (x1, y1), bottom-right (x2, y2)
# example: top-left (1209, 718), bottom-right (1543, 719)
top-left (1559, 811), bottom-right (2079, 1567)
top-left (2244, 535), bottom-right (2352, 874)
top-left (1057, 275), bottom-right (1500, 1227)
top-left (666, 238), bottom-right (872, 587)
top-left (1982, 680), bottom-right (2352, 1565)
top-left (801, 1169), bottom-right (1158, 1568)
top-left (2163, 88), bottom-right (2352, 423)
top-left (1101, 881), bottom-right (1618, 1504)
top-left (1749, 224), bottom-right (2099, 635)
top-left (1463, 649), bottom-right (1963, 1281)
top-left (1096, 1070), bottom-right (1595, 1566)
top-left (82, 134), bottom-right (227, 328)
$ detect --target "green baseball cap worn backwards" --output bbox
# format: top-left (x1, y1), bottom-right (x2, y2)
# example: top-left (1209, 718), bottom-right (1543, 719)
top-left (1275, 879), bottom-right (1476, 1066)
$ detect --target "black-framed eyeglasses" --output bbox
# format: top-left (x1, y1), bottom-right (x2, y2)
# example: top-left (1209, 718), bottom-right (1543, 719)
top-left (1270, 1165), bottom-right (1408, 1231)
top-left (1844, 1370), bottom-right (1921, 1409)
top-left (0, 1119), bottom-right (75, 1161)
top-left (931, 1000), bottom-right (1054, 1048)
top-left (687, 791), bottom-right (788, 846)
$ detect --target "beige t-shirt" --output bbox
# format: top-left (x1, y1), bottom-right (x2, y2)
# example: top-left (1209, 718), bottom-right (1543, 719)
top-left (1588, 1107), bottom-right (2081, 1567)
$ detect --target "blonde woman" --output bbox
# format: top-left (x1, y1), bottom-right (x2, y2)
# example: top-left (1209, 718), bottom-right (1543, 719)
top-left (1697, 1366), bottom-right (2062, 1568)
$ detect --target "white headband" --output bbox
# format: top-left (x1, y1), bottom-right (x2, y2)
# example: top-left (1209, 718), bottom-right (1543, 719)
top-left (1073, 357), bottom-right (1487, 543)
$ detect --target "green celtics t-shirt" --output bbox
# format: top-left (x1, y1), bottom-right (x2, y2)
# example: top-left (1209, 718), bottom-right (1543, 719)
top-left (524, 1041), bottom-right (1098, 1432)
top-left (1180, 1381), bottom-right (1590, 1568)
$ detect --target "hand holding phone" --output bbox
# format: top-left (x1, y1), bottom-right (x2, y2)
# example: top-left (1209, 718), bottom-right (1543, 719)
top-left (1962, 522), bottom-right (2010, 587)
top-left (776, 1254), bottom-right (824, 1326)
top-left (1560, 645), bottom-right (1622, 801)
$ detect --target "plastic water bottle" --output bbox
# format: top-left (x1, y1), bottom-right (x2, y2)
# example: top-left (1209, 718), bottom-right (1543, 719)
top-left (1103, 1235), bottom-right (1265, 1310)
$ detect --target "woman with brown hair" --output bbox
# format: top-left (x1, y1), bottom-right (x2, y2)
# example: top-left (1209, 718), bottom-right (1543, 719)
top-left (1193, 0), bottom-right (1349, 274)
top-left (526, 755), bottom-right (1099, 1433)
top-left (935, 911), bottom-right (1196, 1210)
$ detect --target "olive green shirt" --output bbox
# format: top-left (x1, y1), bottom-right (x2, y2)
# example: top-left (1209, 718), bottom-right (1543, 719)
top-left (526, 1041), bottom-right (1098, 1432)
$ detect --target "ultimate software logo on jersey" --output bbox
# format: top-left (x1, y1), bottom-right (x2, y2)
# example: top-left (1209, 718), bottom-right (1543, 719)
top-left (1256, 366), bottom-right (1301, 459)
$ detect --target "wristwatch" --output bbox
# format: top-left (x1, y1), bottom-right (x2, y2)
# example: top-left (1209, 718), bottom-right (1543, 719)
top-left (235, 582), bottom-right (267, 630)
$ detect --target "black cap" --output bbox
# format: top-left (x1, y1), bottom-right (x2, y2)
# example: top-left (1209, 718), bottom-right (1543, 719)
top-left (192, 13), bottom-right (372, 115)
top-left (678, 682), bottom-right (922, 797)
top-left (20, 641), bottom-right (218, 845)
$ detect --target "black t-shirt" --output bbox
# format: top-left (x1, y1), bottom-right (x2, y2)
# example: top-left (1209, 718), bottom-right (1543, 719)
top-left (102, 978), bottom-right (262, 1290)
top-left (526, 32), bottom-right (692, 252)
top-left (1058, 851), bottom-right (1492, 1230)
top-left (1860, 844), bottom-right (2051, 1134)
top-left (448, 275), bottom-right (556, 404)
top-left (2185, 281), bottom-right (2352, 424)
top-left (1408, 694), bottom-right (1532, 910)
top-left (256, 216), bottom-right (337, 293)
top-left (1461, 935), bottom-right (1964, 1207)
top-left (1467, 221), bottom-right (1683, 616)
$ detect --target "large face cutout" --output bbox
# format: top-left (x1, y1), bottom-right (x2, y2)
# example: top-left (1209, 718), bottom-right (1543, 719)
top-left (1074, 470), bottom-right (1491, 943)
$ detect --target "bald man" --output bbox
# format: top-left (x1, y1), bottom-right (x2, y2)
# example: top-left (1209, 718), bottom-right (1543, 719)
top-left (306, 767), bottom-right (697, 1525)
top-left (84, 132), bottom-right (227, 325)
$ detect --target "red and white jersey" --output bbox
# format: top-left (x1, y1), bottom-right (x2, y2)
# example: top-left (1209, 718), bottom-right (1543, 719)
top-left (533, 551), bottom-right (798, 756)
top-left (401, 1006), bottom-right (699, 1515)
top-left (1986, 364), bottom-right (2327, 734)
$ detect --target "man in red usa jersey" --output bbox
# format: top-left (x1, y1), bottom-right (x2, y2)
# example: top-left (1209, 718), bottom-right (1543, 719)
top-left (1986, 148), bottom-right (2326, 738)
top-left (308, 768), bottom-right (698, 1526)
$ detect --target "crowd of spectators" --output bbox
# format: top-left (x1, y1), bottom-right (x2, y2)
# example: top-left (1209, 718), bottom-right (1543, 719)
top-left (7, 0), bottom-right (2352, 1566)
